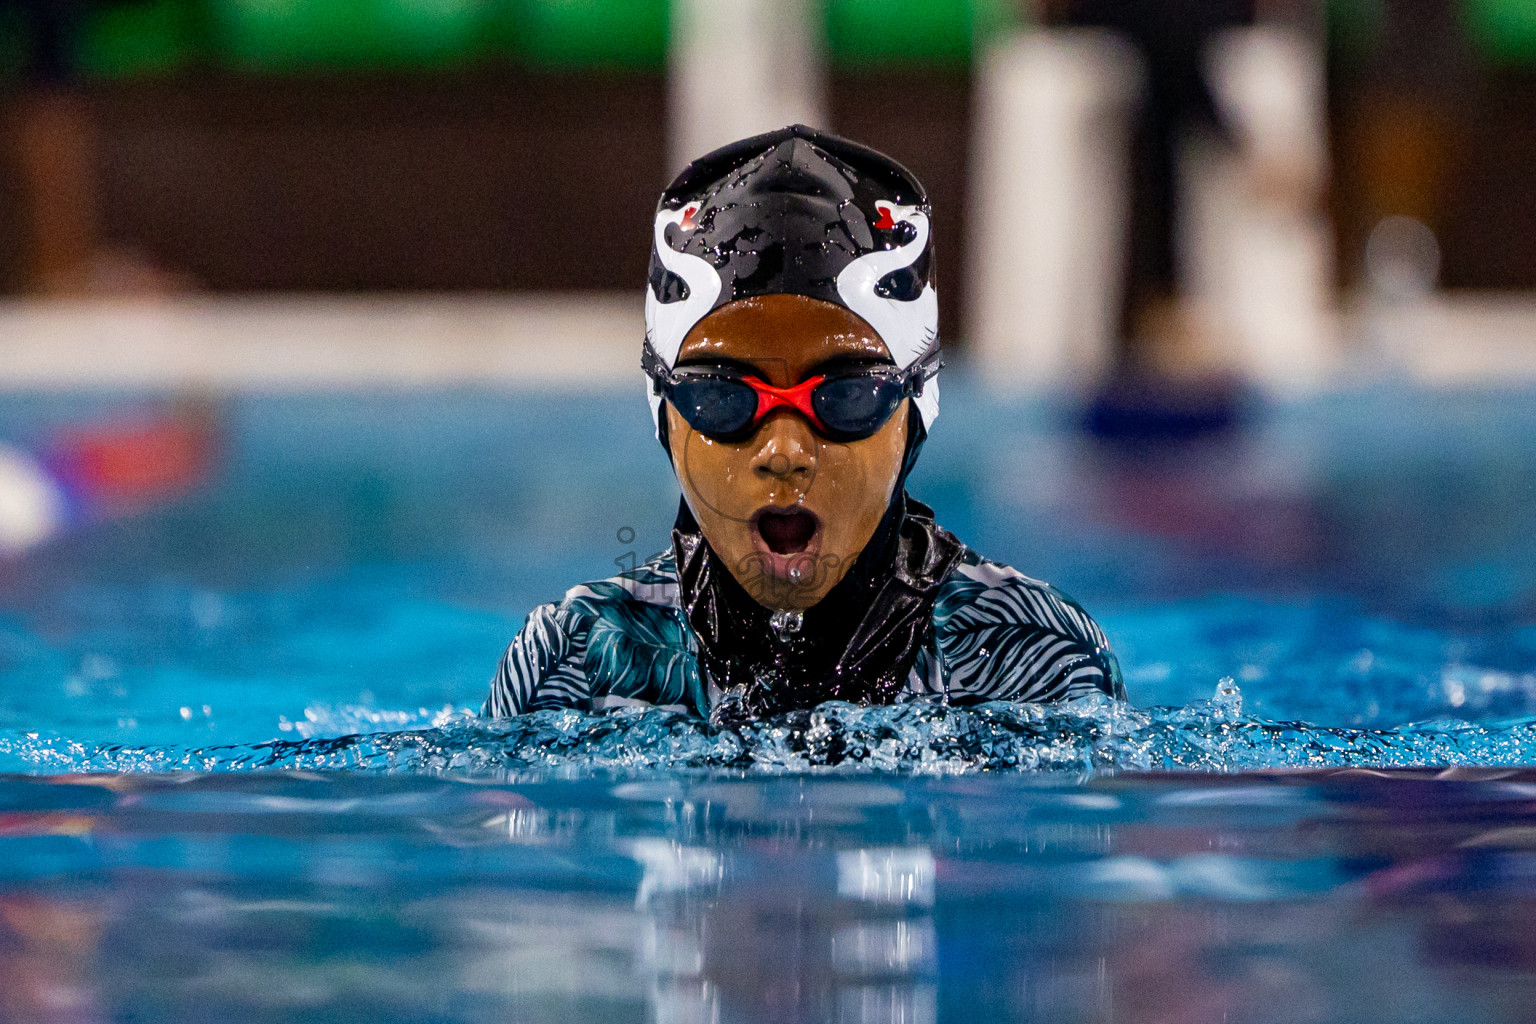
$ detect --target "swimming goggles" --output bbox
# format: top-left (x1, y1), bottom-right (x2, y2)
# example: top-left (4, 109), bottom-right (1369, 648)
top-left (643, 343), bottom-right (939, 444)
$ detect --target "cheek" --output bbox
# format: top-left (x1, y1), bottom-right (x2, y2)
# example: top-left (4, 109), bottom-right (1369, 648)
top-left (808, 414), bottom-right (907, 541)
top-left (668, 411), bottom-right (757, 523)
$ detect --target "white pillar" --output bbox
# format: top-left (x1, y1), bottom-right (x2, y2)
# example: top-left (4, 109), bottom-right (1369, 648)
top-left (967, 30), bottom-right (1141, 391)
top-left (668, 0), bottom-right (826, 175)
top-left (1185, 26), bottom-right (1337, 392)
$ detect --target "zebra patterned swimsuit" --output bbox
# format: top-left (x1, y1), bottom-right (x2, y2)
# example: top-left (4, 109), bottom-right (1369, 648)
top-left (483, 540), bottom-right (1124, 719)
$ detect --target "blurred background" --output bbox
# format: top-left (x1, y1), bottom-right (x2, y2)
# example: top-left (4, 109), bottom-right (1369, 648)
top-left (0, 0), bottom-right (1528, 381)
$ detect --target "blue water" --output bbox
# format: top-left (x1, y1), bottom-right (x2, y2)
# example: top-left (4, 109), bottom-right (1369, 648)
top-left (3, 379), bottom-right (1536, 1021)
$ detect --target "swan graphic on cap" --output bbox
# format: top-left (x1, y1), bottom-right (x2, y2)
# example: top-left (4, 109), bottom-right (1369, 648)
top-left (644, 124), bottom-right (941, 434)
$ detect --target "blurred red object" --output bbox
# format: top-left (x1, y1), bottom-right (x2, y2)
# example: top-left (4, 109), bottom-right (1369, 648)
top-left (49, 400), bottom-right (219, 509)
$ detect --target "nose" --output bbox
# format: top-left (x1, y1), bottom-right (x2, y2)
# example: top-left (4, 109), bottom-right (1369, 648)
top-left (750, 409), bottom-right (816, 483)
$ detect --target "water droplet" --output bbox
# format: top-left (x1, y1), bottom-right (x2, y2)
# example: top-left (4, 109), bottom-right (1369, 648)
top-left (770, 609), bottom-right (803, 643)
top-left (1213, 677), bottom-right (1243, 717)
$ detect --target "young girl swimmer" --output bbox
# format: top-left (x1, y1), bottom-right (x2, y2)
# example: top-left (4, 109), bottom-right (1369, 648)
top-left (485, 125), bottom-right (1123, 720)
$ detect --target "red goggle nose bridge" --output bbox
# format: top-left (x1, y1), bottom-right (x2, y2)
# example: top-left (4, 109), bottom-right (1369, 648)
top-left (742, 375), bottom-right (828, 433)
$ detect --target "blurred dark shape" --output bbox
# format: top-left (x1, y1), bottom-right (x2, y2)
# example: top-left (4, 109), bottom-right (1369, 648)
top-left (1041, 0), bottom-right (1255, 441)
top-left (1050, 0), bottom-right (1256, 366)
top-left (90, 71), bottom-right (668, 292)
top-left (1328, 0), bottom-right (1536, 290)
top-left (2, 0), bottom-right (98, 293)
top-left (0, 0), bottom-right (1530, 310)
top-left (2, 1), bottom-right (92, 85)
top-left (0, 0), bottom-right (184, 294)
top-left (1327, 0), bottom-right (1471, 288)
top-left (1084, 374), bottom-right (1248, 441)
top-left (1432, 0), bottom-right (1536, 290)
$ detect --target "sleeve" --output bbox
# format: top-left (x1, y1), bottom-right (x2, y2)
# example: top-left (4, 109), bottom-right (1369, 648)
top-left (939, 574), bottom-right (1125, 705)
top-left (482, 602), bottom-right (593, 717)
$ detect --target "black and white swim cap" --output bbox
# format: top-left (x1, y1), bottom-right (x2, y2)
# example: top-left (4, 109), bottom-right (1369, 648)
top-left (644, 124), bottom-right (940, 435)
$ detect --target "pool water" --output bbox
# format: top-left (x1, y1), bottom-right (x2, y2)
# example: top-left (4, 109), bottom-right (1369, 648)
top-left (3, 379), bottom-right (1536, 1021)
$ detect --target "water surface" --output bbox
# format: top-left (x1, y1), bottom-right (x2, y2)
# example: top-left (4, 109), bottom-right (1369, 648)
top-left (2, 381), bottom-right (1535, 1021)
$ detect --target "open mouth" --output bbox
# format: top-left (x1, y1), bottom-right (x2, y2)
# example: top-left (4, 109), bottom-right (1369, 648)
top-left (752, 506), bottom-right (820, 555)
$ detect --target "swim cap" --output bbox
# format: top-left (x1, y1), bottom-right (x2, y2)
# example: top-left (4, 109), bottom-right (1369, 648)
top-left (644, 124), bottom-right (940, 436)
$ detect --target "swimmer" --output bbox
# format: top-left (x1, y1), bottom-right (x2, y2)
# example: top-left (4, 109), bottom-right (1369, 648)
top-left (485, 125), bottom-right (1123, 720)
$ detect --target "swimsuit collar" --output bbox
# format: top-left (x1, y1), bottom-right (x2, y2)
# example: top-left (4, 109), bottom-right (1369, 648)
top-left (672, 487), bottom-right (963, 720)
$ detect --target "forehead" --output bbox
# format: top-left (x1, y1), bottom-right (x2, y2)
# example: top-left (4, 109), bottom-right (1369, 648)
top-left (676, 295), bottom-right (891, 377)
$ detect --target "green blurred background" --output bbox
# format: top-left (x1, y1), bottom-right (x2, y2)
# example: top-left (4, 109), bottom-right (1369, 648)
top-left (11, 0), bottom-right (1532, 80)
top-left (3, 0), bottom-right (1027, 79)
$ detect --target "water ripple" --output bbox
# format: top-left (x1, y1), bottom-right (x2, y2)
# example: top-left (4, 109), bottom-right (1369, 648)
top-left (6, 681), bottom-right (1536, 775)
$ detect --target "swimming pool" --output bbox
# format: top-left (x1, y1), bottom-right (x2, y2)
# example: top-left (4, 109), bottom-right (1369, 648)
top-left (3, 378), bottom-right (1536, 1020)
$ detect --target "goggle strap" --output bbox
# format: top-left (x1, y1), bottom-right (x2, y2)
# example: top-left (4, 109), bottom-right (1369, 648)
top-left (907, 347), bottom-right (942, 396)
top-left (640, 340), bottom-right (671, 395)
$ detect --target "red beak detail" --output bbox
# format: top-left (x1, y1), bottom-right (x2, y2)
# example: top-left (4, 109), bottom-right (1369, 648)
top-left (873, 203), bottom-right (897, 231)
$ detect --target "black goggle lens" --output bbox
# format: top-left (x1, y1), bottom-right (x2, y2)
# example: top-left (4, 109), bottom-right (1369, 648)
top-left (810, 375), bottom-right (906, 441)
top-left (668, 376), bottom-right (759, 440)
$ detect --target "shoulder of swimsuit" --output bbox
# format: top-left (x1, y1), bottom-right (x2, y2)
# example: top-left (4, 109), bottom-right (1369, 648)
top-left (483, 550), bottom-right (704, 719)
top-left (925, 549), bottom-right (1126, 704)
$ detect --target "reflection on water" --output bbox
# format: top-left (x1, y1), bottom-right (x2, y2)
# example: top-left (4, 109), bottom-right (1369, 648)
top-left (0, 894), bottom-right (106, 1024)
top-left (3, 770), bottom-right (1536, 1023)
top-left (636, 839), bottom-right (937, 1023)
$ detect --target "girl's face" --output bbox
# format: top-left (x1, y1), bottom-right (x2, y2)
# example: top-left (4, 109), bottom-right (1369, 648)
top-left (666, 294), bottom-right (909, 610)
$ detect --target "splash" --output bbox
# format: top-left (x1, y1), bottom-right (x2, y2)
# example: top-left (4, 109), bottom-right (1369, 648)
top-left (4, 680), bottom-right (1536, 775)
